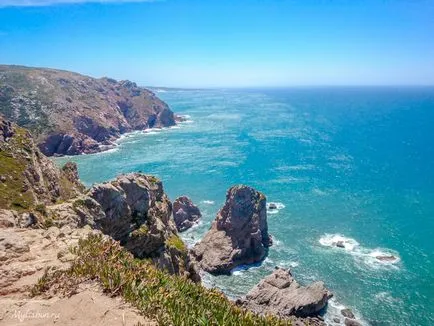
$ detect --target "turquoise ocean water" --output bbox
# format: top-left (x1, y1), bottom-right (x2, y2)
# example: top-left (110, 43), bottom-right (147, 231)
top-left (56, 87), bottom-right (434, 326)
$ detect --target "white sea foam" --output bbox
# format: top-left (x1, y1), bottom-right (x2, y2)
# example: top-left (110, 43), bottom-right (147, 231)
top-left (324, 298), bottom-right (369, 326)
top-left (319, 234), bottom-right (360, 251)
top-left (319, 233), bottom-right (401, 268)
top-left (374, 291), bottom-right (402, 305)
top-left (312, 187), bottom-right (328, 196)
top-left (266, 202), bottom-right (285, 214)
top-left (180, 119), bottom-right (194, 124)
top-left (201, 200), bottom-right (215, 205)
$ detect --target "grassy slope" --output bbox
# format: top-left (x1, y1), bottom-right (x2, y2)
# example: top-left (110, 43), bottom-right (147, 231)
top-left (33, 234), bottom-right (291, 326)
top-left (0, 126), bottom-right (35, 210)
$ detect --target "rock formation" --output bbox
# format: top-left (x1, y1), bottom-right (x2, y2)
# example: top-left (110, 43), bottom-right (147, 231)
top-left (0, 65), bottom-right (177, 156)
top-left (40, 173), bottom-right (200, 281)
top-left (0, 116), bottom-right (84, 211)
top-left (172, 196), bottom-right (201, 231)
top-left (238, 267), bottom-right (332, 319)
top-left (192, 185), bottom-right (272, 274)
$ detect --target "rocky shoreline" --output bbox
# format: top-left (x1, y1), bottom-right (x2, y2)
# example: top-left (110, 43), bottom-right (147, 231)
top-left (0, 65), bottom-right (181, 156)
top-left (0, 115), bottom-right (364, 325)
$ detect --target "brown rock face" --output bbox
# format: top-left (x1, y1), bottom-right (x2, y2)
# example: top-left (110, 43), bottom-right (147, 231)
top-left (0, 116), bottom-right (84, 210)
top-left (85, 173), bottom-right (199, 280)
top-left (173, 196), bottom-right (202, 231)
top-left (239, 267), bottom-right (332, 318)
top-left (0, 65), bottom-right (176, 156)
top-left (192, 185), bottom-right (271, 274)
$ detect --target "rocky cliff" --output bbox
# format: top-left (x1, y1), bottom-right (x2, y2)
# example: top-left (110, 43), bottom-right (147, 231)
top-left (192, 185), bottom-right (272, 274)
top-left (0, 65), bottom-right (176, 156)
top-left (39, 173), bottom-right (200, 281)
top-left (0, 115), bottom-right (84, 211)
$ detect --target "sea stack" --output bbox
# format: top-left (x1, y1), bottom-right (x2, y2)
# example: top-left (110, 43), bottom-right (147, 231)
top-left (192, 185), bottom-right (272, 274)
top-left (172, 196), bottom-right (202, 231)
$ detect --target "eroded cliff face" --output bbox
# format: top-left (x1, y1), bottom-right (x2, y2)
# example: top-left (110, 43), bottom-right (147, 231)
top-left (40, 173), bottom-right (200, 281)
top-left (192, 185), bottom-right (272, 274)
top-left (0, 116), bottom-right (84, 211)
top-left (0, 65), bottom-right (176, 156)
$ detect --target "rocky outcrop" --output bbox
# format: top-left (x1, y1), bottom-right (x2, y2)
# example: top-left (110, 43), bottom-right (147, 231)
top-left (173, 196), bottom-right (201, 231)
top-left (0, 116), bottom-right (84, 211)
top-left (87, 174), bottom-right (199, 279)
top-left (238, 267), bottom-right (332, 319)
top-left (41, 173), bottom-right (199, 281)
top-left (192, 185), bottom-right (272, 274)
top-left (0, 65), bottom-right (177, 156)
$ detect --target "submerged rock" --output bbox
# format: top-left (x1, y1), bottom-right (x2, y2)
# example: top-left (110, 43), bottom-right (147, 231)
top-left (238, 267), bottom-right (332, 318)
top-left (172, 196), bottom-right (201, 231)
top-left (192, 185), bottom-right (271, 274)
top-left (268, 203), bottom-right (277, 210)
top-left (345, 318), bottom-right (362, 326)
top-left (375, 255), bottom-right (397, 262)
top-left (341, 308), bottom-right (355, 319)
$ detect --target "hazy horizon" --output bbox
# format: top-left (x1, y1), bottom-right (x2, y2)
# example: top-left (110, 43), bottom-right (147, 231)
top-left (1, 0), bottom-right (433, 87)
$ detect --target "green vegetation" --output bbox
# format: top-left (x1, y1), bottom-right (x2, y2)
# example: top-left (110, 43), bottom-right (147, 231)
top-left (32, 234), bottom-right (290, 326)
top-left (35, 203), bottom-right (47, 216)
top-left (165, 234), bottom-right (187, 254)
top-left (148, 175), bottom-right (160, 183)
top-left (131, 224), bottom-right (149, 237)
top-left (0, 127), bottom-right (35, 210)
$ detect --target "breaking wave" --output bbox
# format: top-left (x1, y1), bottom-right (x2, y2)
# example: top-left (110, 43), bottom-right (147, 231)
top-left (319, 234), bottom-right (401, 268)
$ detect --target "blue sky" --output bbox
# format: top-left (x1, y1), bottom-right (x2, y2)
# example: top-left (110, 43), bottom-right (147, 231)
top-left (0, 0), bottom-right (433, 87)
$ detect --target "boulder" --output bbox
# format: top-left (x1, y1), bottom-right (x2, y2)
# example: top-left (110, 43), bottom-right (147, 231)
top-left (345, 318), bottom-right (362, 326)
top-left (268, 203), bottom-right (277, 210)
top-left (238, 267), bottom-right (332, 318)
top-left (192, 185), bottom-right (271, 274)
top-left (173, 196), bottom-right (201, 231)
top-left (341, 308), bottom-right (355, 319)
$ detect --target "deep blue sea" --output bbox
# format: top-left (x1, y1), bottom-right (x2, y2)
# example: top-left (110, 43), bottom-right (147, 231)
top-left (56, 87), bottom-right (434, 326)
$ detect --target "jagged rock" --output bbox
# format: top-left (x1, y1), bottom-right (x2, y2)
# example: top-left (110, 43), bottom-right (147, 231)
top-left (341, 308), bottom-right (355, 319)
top-left (238, 267), bottom-right (332, 318)
top-left (0, 65), bottom-right (176, 156)
top-left (0, 116), bottom-right (14, 140)
top-left (0, 116), bottom-right (84, 210)
top-left (85, 173), bottom-right (199, 281)
top-left (61, 162), bottom-right (86, 192)
top-left (192, 185), bottom-right (272, 274)
top-left (173, 196), bottom-right (201, 231)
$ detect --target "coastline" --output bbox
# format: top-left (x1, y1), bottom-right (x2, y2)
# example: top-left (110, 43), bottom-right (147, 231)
top-left (53, 114), bottom-right (194, 159)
